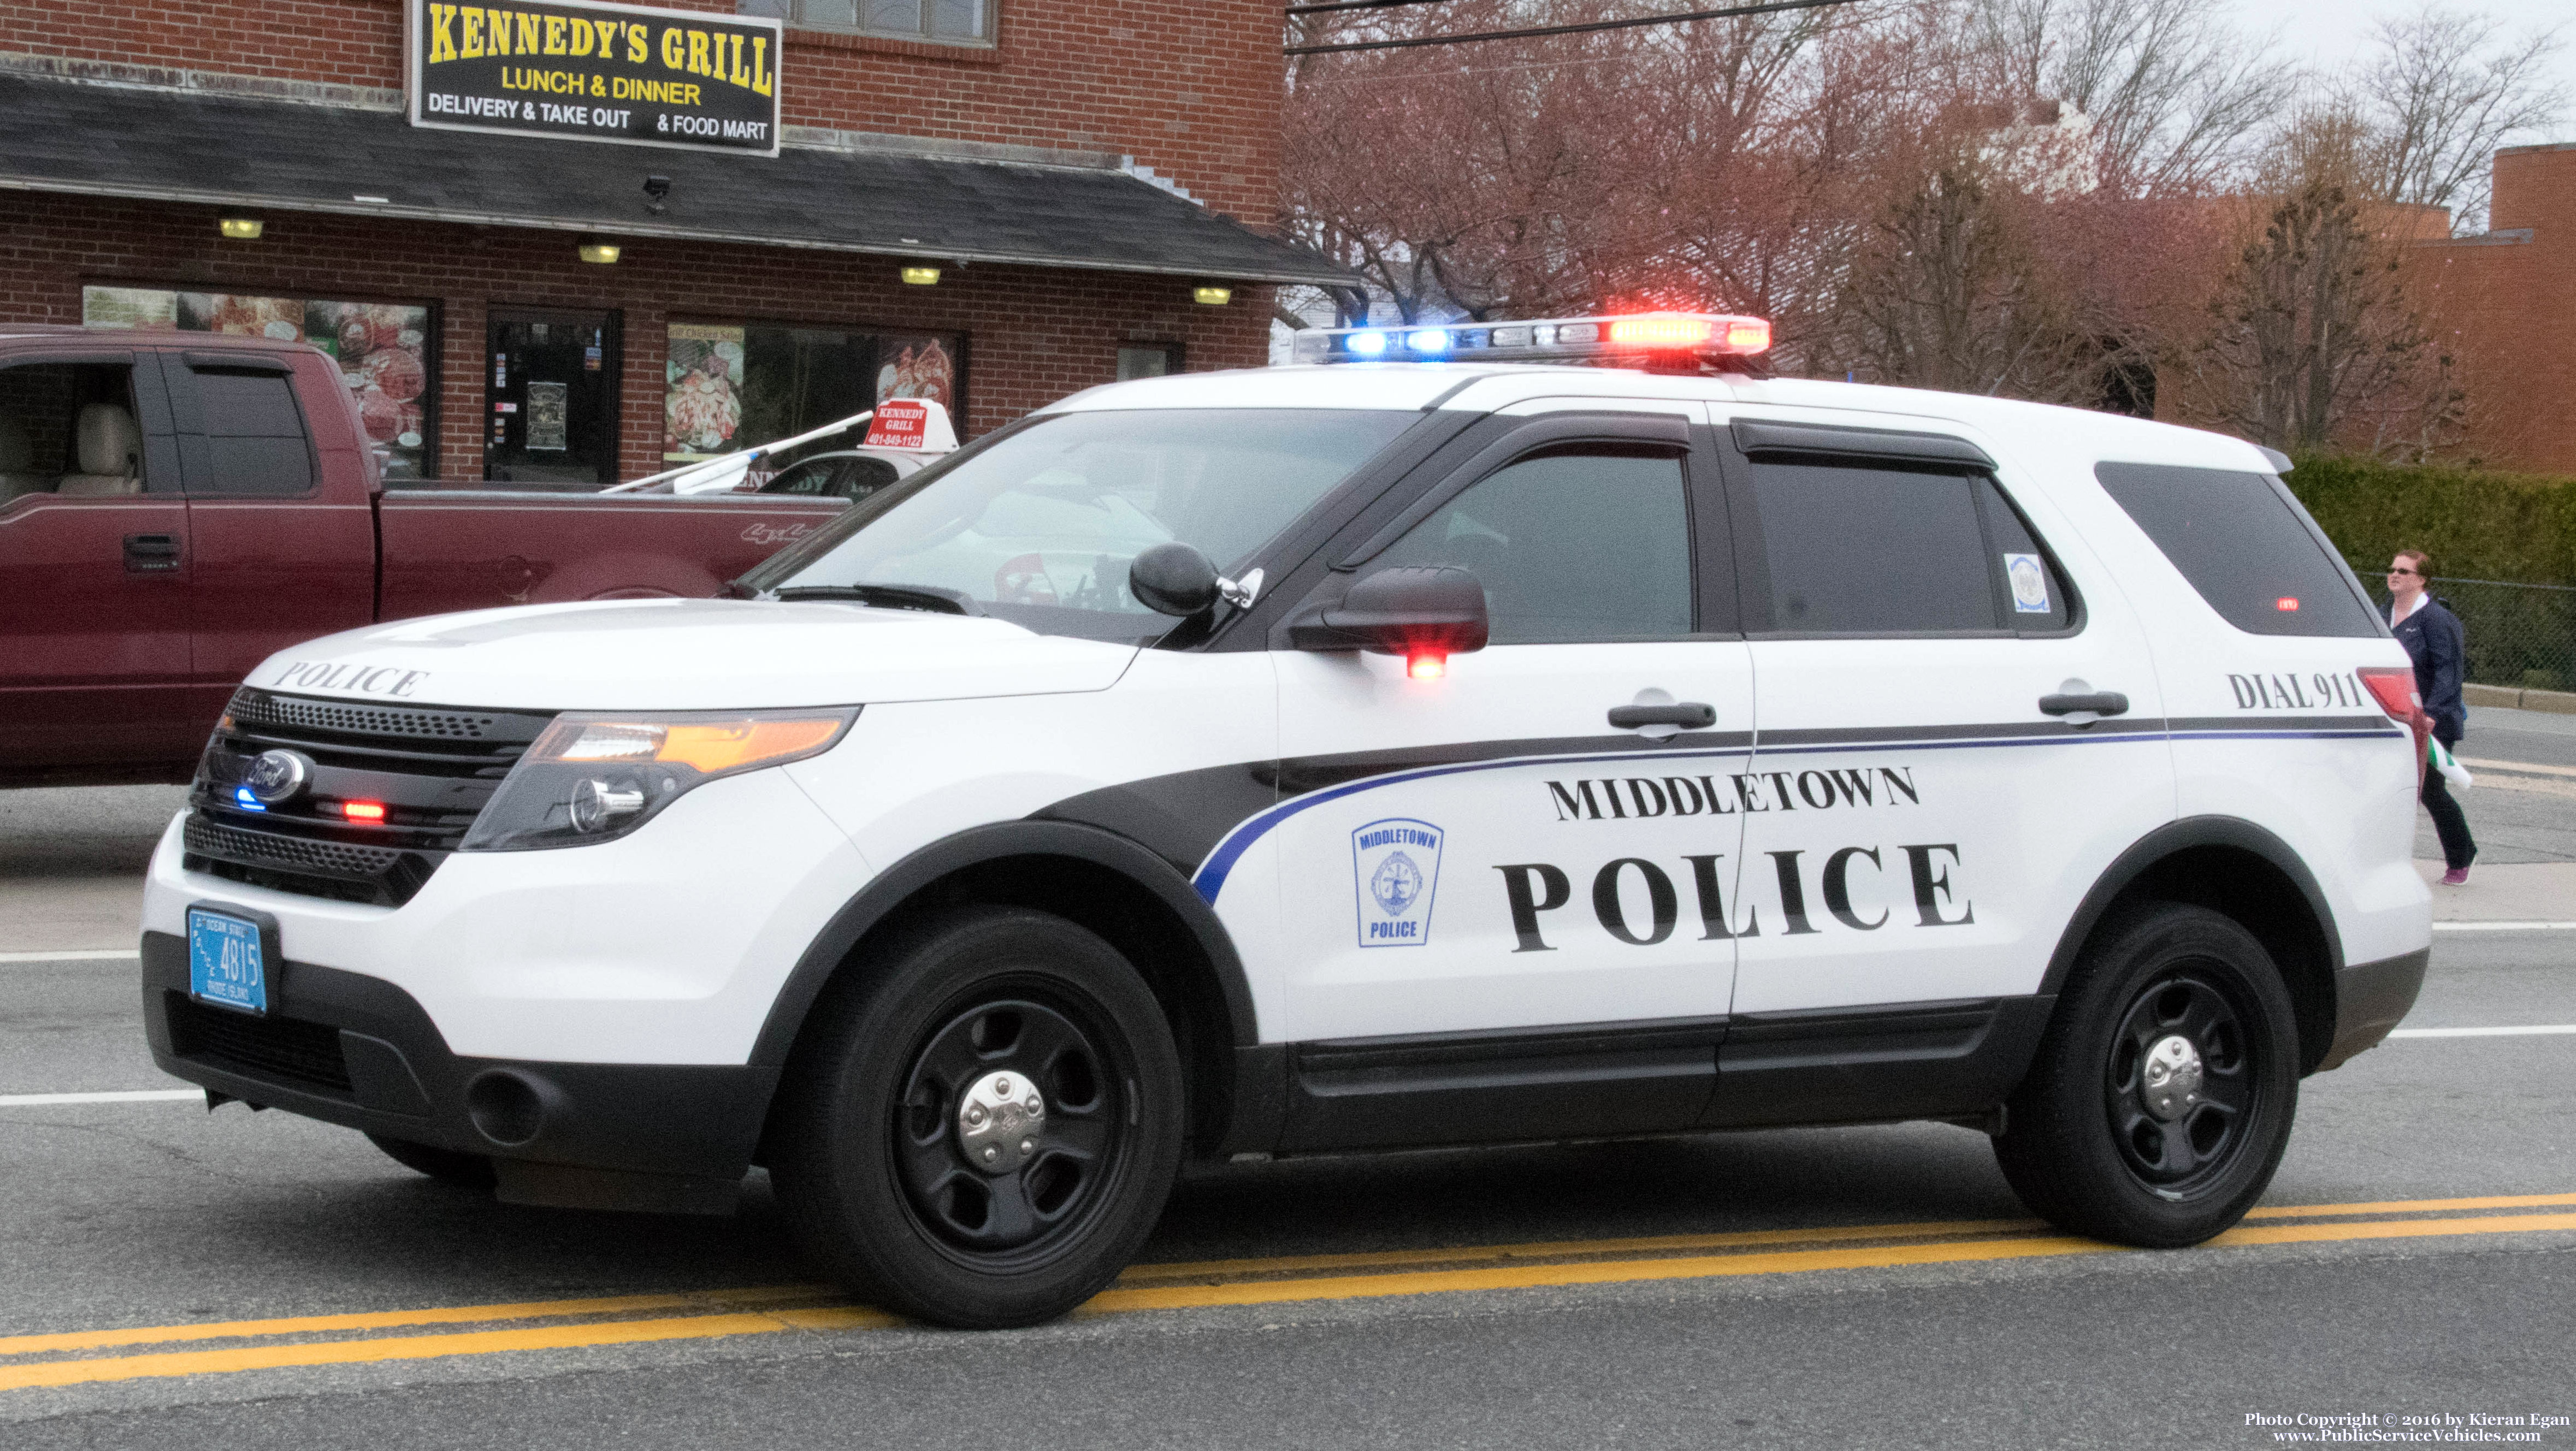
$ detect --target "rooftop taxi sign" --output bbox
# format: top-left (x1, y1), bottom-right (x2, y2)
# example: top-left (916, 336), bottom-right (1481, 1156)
top-left (406, 0), bottom-right (783, 156)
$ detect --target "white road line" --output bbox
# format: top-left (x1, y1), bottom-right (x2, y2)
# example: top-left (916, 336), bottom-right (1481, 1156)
top-left (0, 1089), bottom-right (201, 1107)
top-left (2388, 1025), bottom-right (2576, 1039)
top-left (0, 949), bottom-right (140, 963)
top-left (2430, 922), bottom-right (2576, 932)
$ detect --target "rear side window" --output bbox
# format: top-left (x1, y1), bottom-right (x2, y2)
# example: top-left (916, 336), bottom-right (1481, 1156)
top-left (1747, 460), bottom-right (1995, 633)
top-left (2094, 463), bottom-right (2377, 637)
top-left (189, 369), bottom-right (315, 496)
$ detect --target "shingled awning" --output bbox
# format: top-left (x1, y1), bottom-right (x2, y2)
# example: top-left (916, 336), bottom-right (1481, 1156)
top-left (0, 73), bottom-right (1357, 287)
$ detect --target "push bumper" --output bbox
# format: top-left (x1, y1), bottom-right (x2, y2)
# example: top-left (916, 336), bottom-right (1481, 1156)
top-left (2315, 946), bottom-right (2429, 1071)
top-left (142, 931), bottom-right (775, 1213)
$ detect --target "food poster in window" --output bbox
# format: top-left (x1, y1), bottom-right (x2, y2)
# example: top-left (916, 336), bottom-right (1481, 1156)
top-left (178, 293), bottom-right (306, 341)
top-left (664, 324), bottom-right (747, 462)
top-left (875, 334), bottom-right (956, 411)
top-left (80, 287), bottom-right (435, 479)
top-left (310, 301), bottom-right (433, 480)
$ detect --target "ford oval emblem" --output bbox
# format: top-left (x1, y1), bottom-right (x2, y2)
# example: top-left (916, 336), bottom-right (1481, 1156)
top-left (243, 749), bottom-right (314, 804)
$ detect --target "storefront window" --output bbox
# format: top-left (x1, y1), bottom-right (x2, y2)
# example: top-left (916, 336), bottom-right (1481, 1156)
top-left (738, 0), bottom-right (991, 43)
top-left (81, 285), bottom-right (436, 481)
top-left (664, 320), bottom-right (963, 465)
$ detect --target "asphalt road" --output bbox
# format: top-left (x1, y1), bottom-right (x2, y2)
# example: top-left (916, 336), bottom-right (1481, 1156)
top-left (1, 928), bottom-right (2571, 1446)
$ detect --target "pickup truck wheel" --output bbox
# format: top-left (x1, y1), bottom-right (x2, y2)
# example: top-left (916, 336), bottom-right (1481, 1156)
top-left (771, 908), bottom-right (1184, 1329)
top-left (364, 1133), bottom-right (497, 1189)
top-left (1993, 903), bottom-right (2298, 1248)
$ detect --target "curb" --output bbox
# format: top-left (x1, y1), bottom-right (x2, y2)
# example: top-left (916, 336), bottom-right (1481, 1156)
top-left (2465, 683), bottom-right (2576, 715)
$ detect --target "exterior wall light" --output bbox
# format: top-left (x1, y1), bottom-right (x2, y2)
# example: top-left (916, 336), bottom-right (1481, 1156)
top-left (218, 217), bottom-right (264, 240)
top-left (578, 242), bottom-right (623, 264)
top-left (1193, 285), bottom-right (1233, 306)
top-left (901, 266), bottom-right (942, 286)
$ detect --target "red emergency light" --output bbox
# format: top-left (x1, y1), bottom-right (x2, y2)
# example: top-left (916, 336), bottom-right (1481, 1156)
top-left (339, 801), bottom-right (387, 823)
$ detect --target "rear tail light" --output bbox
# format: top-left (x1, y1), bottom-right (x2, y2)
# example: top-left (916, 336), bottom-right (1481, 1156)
top-left (2357, 667), bottom-right (2420, 722)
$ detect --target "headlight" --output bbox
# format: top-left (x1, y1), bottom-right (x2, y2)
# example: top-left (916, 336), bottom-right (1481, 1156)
top-left (460, 708), bottom-right (858, 851)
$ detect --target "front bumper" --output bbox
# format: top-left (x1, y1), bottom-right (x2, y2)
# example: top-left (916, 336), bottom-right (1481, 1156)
top-left (143, 931), bottom-right (776, 1207)
top-left (2316, 946), bottom-right (2430, 1071)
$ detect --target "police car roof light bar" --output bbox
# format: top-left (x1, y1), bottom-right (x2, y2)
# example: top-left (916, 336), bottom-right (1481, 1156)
top-left (1288, 311), bottom-right (1771, 371)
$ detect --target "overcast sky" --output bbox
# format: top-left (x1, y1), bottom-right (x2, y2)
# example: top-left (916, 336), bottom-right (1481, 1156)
top-left (2240, 0), bottom-right (2575, 148)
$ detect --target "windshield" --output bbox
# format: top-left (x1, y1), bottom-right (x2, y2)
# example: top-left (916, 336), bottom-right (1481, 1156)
top-left (746, 408), bottom-right (1419, 640)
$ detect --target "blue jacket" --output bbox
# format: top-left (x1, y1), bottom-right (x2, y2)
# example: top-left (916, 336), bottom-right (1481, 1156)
top-left (2392, 596), bottom-right (2467, 744)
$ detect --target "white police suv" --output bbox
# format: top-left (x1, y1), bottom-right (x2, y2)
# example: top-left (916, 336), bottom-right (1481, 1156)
top-left (145, 313), bottom-right (2432, 1328)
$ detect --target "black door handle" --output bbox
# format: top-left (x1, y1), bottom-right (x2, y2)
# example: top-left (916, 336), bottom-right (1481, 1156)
top-left (1609, 702), bottom-right (1716, 730)
top-left (123, 534), bottom-right (181, 573)
top-left (2039, 691), bottom-right (2128, 717)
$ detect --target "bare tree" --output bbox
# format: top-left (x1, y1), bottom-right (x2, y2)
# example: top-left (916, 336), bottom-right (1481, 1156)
top-left (2188, 108), bottom-right (2456, 453)
top-left (1964, 0), bottom-right (2296, 196)
top-left (2350, 4), bottom-right (2569, 233)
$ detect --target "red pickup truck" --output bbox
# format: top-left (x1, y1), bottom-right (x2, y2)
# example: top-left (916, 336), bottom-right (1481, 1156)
top-left (0, 328), bottom-right (844, 786)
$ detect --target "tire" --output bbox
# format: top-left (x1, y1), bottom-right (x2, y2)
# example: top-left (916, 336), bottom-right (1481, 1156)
top-left (1994, 903), bottom-right (2300, 1247)
top-left (770, 907), bottom-right (1186, 1329)
top-left (366, 1132), bottom-right (498, 1189)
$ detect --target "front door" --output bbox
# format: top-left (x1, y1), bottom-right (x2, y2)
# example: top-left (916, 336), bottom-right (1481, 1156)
top-left (0, 354), bottom-right (198, 780)
top-left (485, 310), bottom-right (621, 484)
top-left (1262, 410), bottom-right (1752, 1043)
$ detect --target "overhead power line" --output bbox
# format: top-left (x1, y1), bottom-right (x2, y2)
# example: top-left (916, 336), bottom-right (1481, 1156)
top-left (1285, 0), bottom-right (1864, 56)
top-left (1286, 0), bottom-right (1460, 14)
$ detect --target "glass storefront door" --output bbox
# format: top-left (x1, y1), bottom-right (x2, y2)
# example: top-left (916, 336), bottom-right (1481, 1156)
top-left (486, 309), bottom-right (620, 484)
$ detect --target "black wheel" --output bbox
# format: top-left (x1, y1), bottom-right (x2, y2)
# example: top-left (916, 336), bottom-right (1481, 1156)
top-left (365, 1132), bottom-right (497, 1189)
top-left (770, 908), bottom-right (1185, 1329)
top-left (1994, 903), bottom-right (2299, 1247)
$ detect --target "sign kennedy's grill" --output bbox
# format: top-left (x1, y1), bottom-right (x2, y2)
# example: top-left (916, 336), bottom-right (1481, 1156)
top-left (406, 0), bottom-right (783, 156)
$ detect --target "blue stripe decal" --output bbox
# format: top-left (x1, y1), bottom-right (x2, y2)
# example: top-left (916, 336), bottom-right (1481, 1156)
top-left (1187, 725), bottom-right (2403, 904)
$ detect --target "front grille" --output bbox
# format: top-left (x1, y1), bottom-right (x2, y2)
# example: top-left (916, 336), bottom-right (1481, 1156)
top-left (184, 689), bottom-right (555, 905)
top-left (227, 693), bottom-right (507, 742)
top-left (166, 992), bottom-right (354, 1095)
top-left (187, 814), bottom-right (408, 877)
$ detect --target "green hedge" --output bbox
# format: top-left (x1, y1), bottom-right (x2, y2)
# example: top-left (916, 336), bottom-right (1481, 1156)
top-left (2284, 454), bottom-right (2576, 691)
top-left (2285, 453), bottom-right (2576, 586)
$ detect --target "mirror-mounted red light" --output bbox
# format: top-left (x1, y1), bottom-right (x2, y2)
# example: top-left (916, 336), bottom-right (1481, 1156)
top-left (1407, 650), bottom-right (1447, 680)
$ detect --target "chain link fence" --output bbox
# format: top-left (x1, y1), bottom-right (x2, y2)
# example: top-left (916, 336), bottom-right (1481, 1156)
top-left (2352, 566), bottom-right (2576, 692)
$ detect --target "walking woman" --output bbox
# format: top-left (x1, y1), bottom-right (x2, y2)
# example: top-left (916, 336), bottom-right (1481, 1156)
top-left (2388, 549), bottom-right (2477, 884)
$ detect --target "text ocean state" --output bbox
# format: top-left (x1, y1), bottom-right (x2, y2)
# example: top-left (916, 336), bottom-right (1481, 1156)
top-left (407, 0), bottom-right (782, 155)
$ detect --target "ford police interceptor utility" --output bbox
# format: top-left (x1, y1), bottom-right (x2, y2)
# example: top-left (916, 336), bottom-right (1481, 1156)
top-left (144, 313), bottom-right (2431, 1329)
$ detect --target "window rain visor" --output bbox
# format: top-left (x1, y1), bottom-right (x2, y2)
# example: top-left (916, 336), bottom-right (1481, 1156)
top-left (746, 409), bottom-right (1418, 640)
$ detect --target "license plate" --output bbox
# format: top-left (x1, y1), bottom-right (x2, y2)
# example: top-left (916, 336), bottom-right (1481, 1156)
top-left (188, 908), bottom-right (269, 1015)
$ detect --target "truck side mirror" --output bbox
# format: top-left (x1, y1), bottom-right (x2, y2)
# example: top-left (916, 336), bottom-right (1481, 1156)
top-left (1288, 565), bottom-right (1490, 676)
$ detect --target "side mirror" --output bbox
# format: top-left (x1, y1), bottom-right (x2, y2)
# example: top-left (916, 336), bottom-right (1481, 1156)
top-left (1289, 566), bottom-right (1489, 674)
top-left (1130, 542), bottom-right (1220, 616)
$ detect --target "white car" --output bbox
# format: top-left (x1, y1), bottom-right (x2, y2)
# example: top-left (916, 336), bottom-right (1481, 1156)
top-left (144, 313), bottom-right (2431, 1329)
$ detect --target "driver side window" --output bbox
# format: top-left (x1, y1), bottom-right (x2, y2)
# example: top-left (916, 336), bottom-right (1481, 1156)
top-left (1374, 446), bottom-right (1694, 645)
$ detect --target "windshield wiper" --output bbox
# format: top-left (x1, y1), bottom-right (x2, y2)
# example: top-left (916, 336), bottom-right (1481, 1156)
top-left (771, 584), bottom-right (984, 616)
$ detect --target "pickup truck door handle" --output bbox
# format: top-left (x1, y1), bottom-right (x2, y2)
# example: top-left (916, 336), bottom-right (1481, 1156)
top-left (122, 534), bottom-right (181, 574)
top-left (2039, 691), bottom-right (2129, 718)
top-left (1609, 702), bottom-right (1716, 730)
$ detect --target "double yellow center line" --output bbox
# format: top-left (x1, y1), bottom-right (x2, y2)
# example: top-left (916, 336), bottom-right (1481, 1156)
top-left (7, 1191), bottom-right (2572, 1393)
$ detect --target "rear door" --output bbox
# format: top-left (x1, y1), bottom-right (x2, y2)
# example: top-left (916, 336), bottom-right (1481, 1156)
top-left (165, 349), bottom-right (375, 722)
top-left (1249, 404), bottom-right (1753, 1145)
top-left (1716, 411), bottom-right (2171, 1122)
top-left (0, 350), bottom-right (198, 780)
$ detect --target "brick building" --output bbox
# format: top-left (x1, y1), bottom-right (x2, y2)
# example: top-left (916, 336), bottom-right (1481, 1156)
top-left (0, 0), bottom-right (1348, 483)
top-left (2412, 144), bottom-right (2576, 474)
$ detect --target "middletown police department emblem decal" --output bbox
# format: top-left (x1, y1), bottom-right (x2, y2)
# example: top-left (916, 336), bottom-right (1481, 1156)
top-left (1352, 818), bottom-right (1444, 948)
